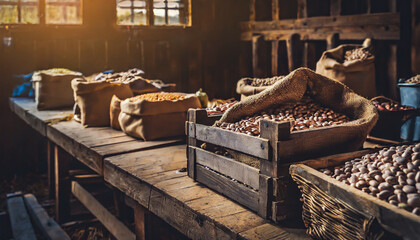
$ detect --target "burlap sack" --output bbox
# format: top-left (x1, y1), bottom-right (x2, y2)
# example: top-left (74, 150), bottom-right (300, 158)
top-left (32, 70), bottom-right (82, 110)
top-left (316, 39), bottom-right (376, 99)
top-left (236, 76), bottom-right (284, 100)
top-left (110, 95), bottom-right (123, 130)
top-left (216, 68), bottom-right (378, 152)
top-left (72, 78), bottom-right (133, 127)
top-left (119, 94), bottom-right (201, 140)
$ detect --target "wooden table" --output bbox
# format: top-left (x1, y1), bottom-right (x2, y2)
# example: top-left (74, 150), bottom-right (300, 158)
top-left (10, 98), bottom-right (309, 240)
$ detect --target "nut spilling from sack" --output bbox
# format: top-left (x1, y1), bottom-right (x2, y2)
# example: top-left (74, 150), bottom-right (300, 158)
top-left (404, 75), bottom-right (420, 84)
top-left (249, 76), bottom-right (285, 87)
top-left (344, 48), bottom-right (372, 62)
top-left (129, 92), bottom-right (186, 102)
top-left (320, 144), bottom-right (420, 215)
top-left (206, 101), bottom-right (237, 115)
top-left (219, 98), bottom-right (350, 137)
top-left (372, 99), bottom-right (413, 111)
top-left (95, 68), bottom-right (144, 83)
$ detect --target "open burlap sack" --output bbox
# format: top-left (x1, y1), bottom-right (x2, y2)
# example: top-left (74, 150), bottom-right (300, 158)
top-left (32, 70), bottom-right (82, 110)
top-left (119, 94), bottom-right (201, 140)
top-left (216, 68), bottom-right (378, 151)
top-left (316, 39), bottom-right (376, 99)
top-left (110, 95), bottom-right (123, 130)
top-left (72, 78), bottom-right (133, 127)
top-left (236, 76), bottom-right (284, 100)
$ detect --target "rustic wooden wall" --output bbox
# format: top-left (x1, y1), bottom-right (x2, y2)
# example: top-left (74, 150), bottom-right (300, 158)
top-left (0, 0), bottom-right (247, 176)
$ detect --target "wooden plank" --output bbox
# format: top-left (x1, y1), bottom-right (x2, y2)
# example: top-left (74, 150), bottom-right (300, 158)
top-left (258, 175), bottom-right (272, 219)
top-left (134, 204), bottom-right (151, 240)
top-left (249, 0), bottom-right (256, 21)
top-left (286, 34), bottom-right (300, 72)
top-left (240, 13), bottom-right (400, 41)
top-left (7, 195), bottom-right (37, 240)
top-left (193, 123), bottom-right (269, 160)
top-left (23, 194), bottom-right (70, 240)
top-left (194, 146), bottom-right (259, 189)
top-left (297, 0), bottom-right (307, 19)
top-left (272, 0), bottom-right (279, 21)
top-left (290, 164), bottom-right (420, 239)
top-left (54, 146), bottom-right (71, 223)
top-left (196, 165), bottom-right (259, 212)
top-left (71, 181), bottom-right (136, 240)
top-left (238, 223), bottom-right (309, 240)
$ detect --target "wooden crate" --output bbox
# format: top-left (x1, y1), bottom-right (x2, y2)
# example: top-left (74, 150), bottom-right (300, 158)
top-left (186, 108), bottom-right (363, 222)
top-left (290, 150), bottom-right (420, 240)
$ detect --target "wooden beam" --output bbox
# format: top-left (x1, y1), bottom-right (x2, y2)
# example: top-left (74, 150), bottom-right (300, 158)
top-left (7, 195), bottom-right (37, 240)
top-left (71, 181), bottom-right (136, 240)
top-left (134, 204), bottom-right (151, 240)
top-left (250, 0), bottom-right (256, 21)
top-left (286, 33), bottom-right (300, 72)
top-left (23, 194), bottom-right (70, 240)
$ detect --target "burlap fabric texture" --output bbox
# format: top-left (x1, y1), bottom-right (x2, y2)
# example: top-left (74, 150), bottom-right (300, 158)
top-left (316, 39), bottom-right (376, 99)
top-left (236, 76), bottom-right (284, 100)
top-left (216, 68), bottom-right (378, 152)
top-left (72, 78), bottom-right (133, 127)
top-left (110, 95), bottom-right (123, 130)
top-left (119, 94), bottom-right (201, 140)
top-left (32, 71), bottom-right (82, 110)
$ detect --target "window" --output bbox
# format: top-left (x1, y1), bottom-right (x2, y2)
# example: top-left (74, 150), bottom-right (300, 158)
top-left (0, 0), bottom-right (39, 24)
top-left (116, 0), bottom-right (190, 26)
top-left (0, 0), bottom-right (82, 25)
top-left (46, 0), bottom-right (82, 24)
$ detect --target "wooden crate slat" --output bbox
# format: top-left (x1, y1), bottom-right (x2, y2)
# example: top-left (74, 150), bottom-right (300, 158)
top-left (196, 165), bottom-right (259, 212)
top-left (23, 194), bottom-right (70, 240)
top-left (193, 146), bottom-right (260, 190)
top-left (7, 195), bottom-right (37, 240)
top-left (290, 164), bottom-right (420, 239)
top-left (194, 123), bottom-right (269, 160)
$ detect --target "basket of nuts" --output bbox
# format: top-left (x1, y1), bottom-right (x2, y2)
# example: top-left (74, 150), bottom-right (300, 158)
top-left (290, 143), bottom-right (420, 240)
top-left (370, 96), bottom-right (419, 141)
top-left (187, 68), bottom-right (378, 222)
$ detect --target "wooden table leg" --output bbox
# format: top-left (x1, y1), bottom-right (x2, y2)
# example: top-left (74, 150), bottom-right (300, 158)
top-left (54, 146), bottom-right (71, 223)
top-left (47, 141), bottom-right (55, 199)
top-left (134, 203), bottom-right (151, 240)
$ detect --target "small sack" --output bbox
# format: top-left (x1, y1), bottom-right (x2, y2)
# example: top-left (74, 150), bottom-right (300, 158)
top-left (216, 68), bottom-right (378, 152)
top-left (32, 69), bottom-right (82, 110)
top-left (110, 95), bottom-right (123, 130)
top-left (236, 76), bottom-right (284, 100)
top-left (72, 78), bottom-right (133, 127)
top-left (119, 93), bottom-right (201, 140)
top-left (316, 39), bottom-right (376, 99)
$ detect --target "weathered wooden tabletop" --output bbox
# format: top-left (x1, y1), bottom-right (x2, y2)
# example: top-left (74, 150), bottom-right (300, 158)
top-left (9, 97), bottom-right (310, 240)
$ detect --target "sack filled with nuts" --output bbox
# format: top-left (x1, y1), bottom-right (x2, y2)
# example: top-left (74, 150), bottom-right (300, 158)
top-left (119, 92), bottom-right (201, 140)
top-left (32, 68), bottom-right (82, 110)
top-left (236, 76), bottom-right (284, 100)
top-left (72, 78), bottom-right (133, 127)
top-left (215, 67), bottom-right (378, 152)
top-left (316, 38), bottom-right (377, 99)
top-left (110, 95), bottom-right (123, 130)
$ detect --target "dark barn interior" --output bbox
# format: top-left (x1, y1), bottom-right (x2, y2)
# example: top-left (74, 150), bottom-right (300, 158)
top-left (1, 0), bottom-right (420, 239)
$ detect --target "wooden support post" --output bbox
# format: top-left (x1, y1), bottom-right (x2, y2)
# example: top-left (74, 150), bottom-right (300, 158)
top-left (47, 141), bottom-right (55, 199)
top-left (258, 175), bottom-right (273, 219)
top-left (252, 35), bottom-right (269, 77)
top-left (330, 0), bottom-right (341, 16)
top-left (134, 204), bottom-right (151, 240)
top-left (54, 146), bottom-right (71, 223)
top-left (249, 0), bottom-right (256, 21)
top-left (297, 0), bottom-right (307, 19)
top-left (303, 42), bottom-right (309, 67)
top-left (272, 0), bottom-right (279, 21)
top-left (286, 34), bottom-right (300, 72)
top-left (271, 40), bottom-right (279, 76)
top-left (326, 33), bottom-right (339, 50)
